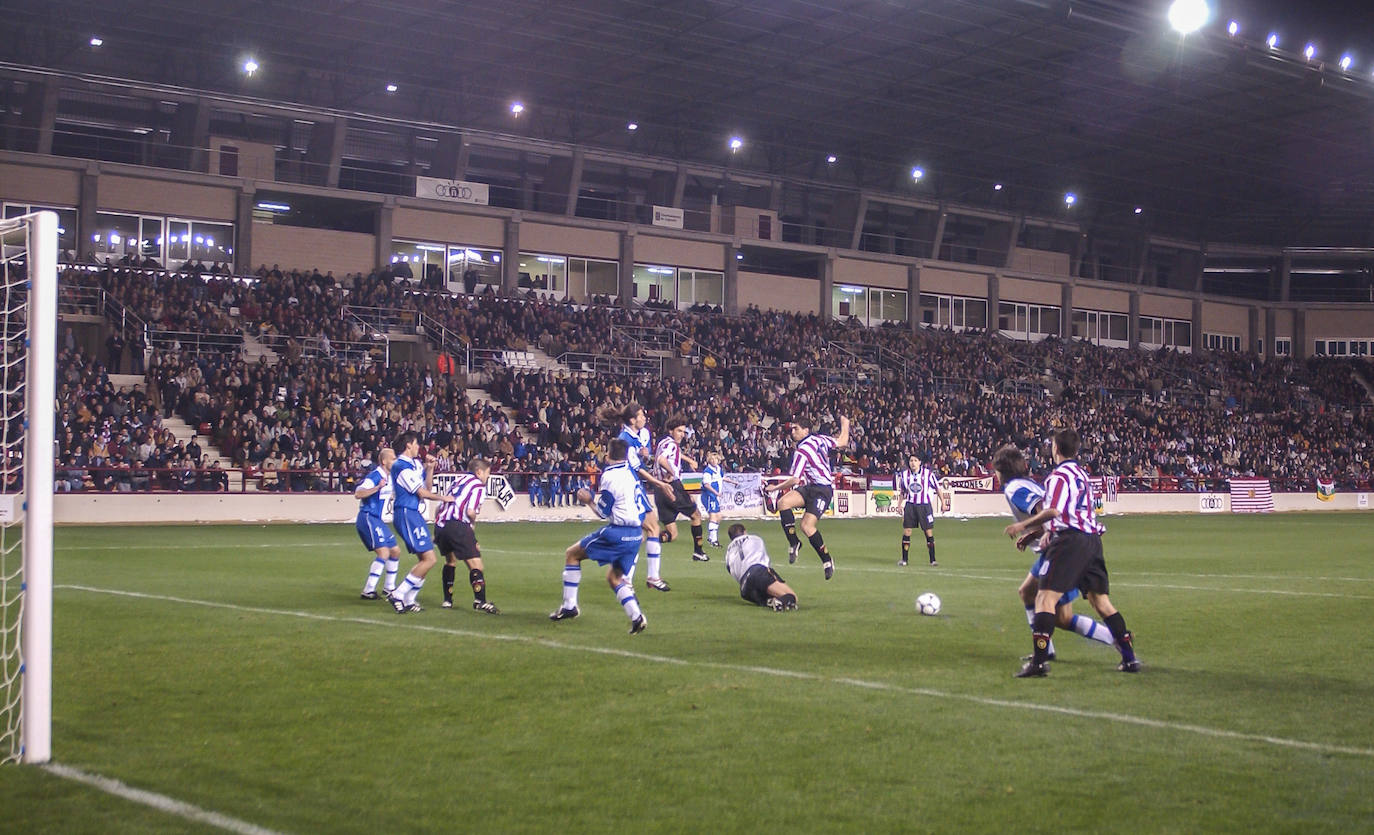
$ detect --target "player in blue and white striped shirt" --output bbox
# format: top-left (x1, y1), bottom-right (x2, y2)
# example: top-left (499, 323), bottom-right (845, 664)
top-left (993, 444), bottom-right (1114, 662)
top-left (355, 447), bottom-right (399, 600)
top-left (550, 438), bottom-right (651, 634)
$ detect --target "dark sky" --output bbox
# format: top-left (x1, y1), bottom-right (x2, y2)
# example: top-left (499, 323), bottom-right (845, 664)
top-left (1220, 0), bottom-right (1374, 57)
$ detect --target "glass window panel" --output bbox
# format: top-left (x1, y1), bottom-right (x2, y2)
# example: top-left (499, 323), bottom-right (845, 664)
top-left (633, 264), bottom-right (676, 306)
top-left (965, 299), bottom-right (987, 329)
top-left (1108, 313), bottom-right (1127, 341)
top-left (518, 252), bottom-right (566, 293)
top-left (92, 212), bottom-right (140, 261)
top-left (191, 221), bottom-right (233, 266)
top-left (166, 219), bottom-right (190, 263)
top-left (833, 285), bottom-right (867, 321)
top-left (583, 258), bottom-right (618, 298)
top-left (447, 246), bottom-right (502, 291)
top-left (1039, 306), bottom-right (1060, 335)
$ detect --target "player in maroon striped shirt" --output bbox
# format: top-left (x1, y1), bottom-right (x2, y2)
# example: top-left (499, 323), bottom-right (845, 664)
top-left (1004, 428), bottom-right (1139, 677)
top-left (435, 457), bottom-right (500, 614)
top-left (764, 414), bottom-right (849, 580)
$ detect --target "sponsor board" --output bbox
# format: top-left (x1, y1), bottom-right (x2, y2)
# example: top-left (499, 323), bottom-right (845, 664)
top-left (651, 205), bottom-right (685, 229)
top-left (1199, 493), bottom-right (1227, 513)
top-left (416, 176), bottom-right (490, 205)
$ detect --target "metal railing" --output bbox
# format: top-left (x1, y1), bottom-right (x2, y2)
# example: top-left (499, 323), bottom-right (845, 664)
top-left (557, 351), bottom-right (663, 377)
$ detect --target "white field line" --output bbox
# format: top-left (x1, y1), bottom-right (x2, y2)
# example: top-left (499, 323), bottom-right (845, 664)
top-left (58, 584), bottom-right (1374, 760)
top-left (41, 763), bottom-right (286, 835)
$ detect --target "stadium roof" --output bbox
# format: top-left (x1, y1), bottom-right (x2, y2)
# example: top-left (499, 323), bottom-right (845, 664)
top-left (7, 0), bottom-right (1374, 247)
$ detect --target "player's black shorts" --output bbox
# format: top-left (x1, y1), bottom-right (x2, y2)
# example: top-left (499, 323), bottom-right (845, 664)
top-left (740, 564), bottom-right (785, 606)
top-left (903, 502), bottom-right (934, 530)
top-left (435, 519), bottom-right (479, 561)
top-left (656, 479), bottom-right (698, 524)
top-left (798, 484), bottom-right (834, 517)
top-left (1041, 529), bottom-right (1108, 596)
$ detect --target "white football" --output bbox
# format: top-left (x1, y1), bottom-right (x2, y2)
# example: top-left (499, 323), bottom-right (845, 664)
top-left (916, 592), bottom-right (941, 616)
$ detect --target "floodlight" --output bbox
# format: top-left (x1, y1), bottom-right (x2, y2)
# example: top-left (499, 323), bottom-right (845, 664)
top-left (386, 83), bottom-right (398, 93)
top-left (1134, 207), bottom-right (1143, 215)
top-left (1167, 0), bottom-right (1210, 35)
top-left (89, 36), bottom-right (103, 47)
top-left (994, 183), bottom-right (1003, 191)
top-left (1064, 192), bottom-right (1077, 207)
top-left (1304, 44), bottom-right (1316, 61)
top-left (729, 136), bottom-right (743, 152)
top-left (911, 167), bottom-right (925, 181)
top-left (626, 122), bottom-right (638, 131)
top-left (242, 58), bottom-right (259, 76)
top-left (1227, 20), bottom-right (1238, 37)
top-left (510, 101), bottom-right (525, 115)
top-left (1340, 55), bottom-right (1353, 71)
top-left (1267, 33), bottom-right (1279, 49)
top-left (826, 154), bottom-right (837, 164)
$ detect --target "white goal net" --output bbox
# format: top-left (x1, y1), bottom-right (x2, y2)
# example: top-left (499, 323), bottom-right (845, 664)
top-left (0, 211), bottom-right (56, 765)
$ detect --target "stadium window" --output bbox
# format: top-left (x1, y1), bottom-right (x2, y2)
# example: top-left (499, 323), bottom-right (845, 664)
top-left (518, 252), bottom-right (568, 297)
top-left (570, 257), bottom-right (618, 301)
top-left (1139, 315), bottom-right (1164, 347)
top-left (1273, 337), bottom-right (1291, 357)
top-left (391, 240), bottom-right (448, 287)
top-left (920, 292), bottom-right (978, 330)
top-left (4, 203), bottom-right (78, 258)
top-left (632, 264), bottom-right (677, 307)
top-left (679, 270), bottom-right (724, 309)
top-left (1204, 333), bottom-right (1242, 352)
top-left (447, 245), bottom-right (502, 293)
top-left (833, 285), bottom-right (867, 321)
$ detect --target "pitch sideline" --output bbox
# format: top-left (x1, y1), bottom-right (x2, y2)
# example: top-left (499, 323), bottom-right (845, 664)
top-left (58, 584), bottom-right (1374, 760)
top-left (41, 763), bottom-right (286, 835)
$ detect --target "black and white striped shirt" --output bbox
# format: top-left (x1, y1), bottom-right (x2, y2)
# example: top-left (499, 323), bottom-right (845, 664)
top-left (435, 473), bottom-right (485, 525)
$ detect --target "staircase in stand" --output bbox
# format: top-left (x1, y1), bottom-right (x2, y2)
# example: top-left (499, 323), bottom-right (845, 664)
top-left (239, 332), bottom-right (279, 365)
top-left (464, 388), bottom-right (536, 444)
top-left (160, 415), bottom-right (243, 490)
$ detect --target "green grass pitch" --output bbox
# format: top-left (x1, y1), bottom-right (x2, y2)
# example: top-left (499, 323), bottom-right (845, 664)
top-left (4, 514), bottom-right (1374, 833)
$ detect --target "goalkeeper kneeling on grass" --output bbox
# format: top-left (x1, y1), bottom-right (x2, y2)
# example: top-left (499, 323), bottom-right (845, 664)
top-left (724, 524), bottom-right (798, 611)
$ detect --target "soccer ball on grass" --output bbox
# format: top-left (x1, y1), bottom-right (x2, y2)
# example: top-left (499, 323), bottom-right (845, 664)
top-left (915, 592), bottom-right (941, 616)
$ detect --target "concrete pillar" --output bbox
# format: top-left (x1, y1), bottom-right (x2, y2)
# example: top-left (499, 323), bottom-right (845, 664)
top-left (619, 229), bottom-right (635, 308)
top-left (1248, 306), bottom-right (1261, 355)
top-left (502, 216), bottom-right (520, 296)
top-left (305, 118), bottom-right (347, 188)
top-left (1293, 308), bottom-right (1307, 360)
top-left (376, 201), bottom-right (394, 272)
top-left (234, 188), bottom-right (255, 274)
top-left (1070, 231), bottom-right (1087, 278)
top-left (820, 252), bottom-right (835, 322)
top-left (78, 169), bottom-right (99, 261)
top-left (847, 194), bottom-right (869, 251)
top-left (1265, 308), bottom-right (1278, 356)
top-left (986, 273), bottom-right (1000, 332)
top-left (1060, 282), bottom-right (1074, 339)
top-left (1134, 240), bottom-right (1151, 285)
top-left (1128, 290), bottom-right (1141, 350)
top-left (170, 99), bottom-right (211, 173)
top-left (724, 243), bottom-right (739, 314)
top-left (1191, 297), bottom-right (1204, 354)
top-left (430, 133), bottom-right (469, 181)
top-left (979, 220), bottom-right (1013, 268)
top-left (565, 148), bottom-right (584, 216)
top-left (907, 263), bottom-right (921, 333)
top-left (17, 79), bottom-right (60, 155)
top-left (1003, 216), bottom-right (1024, 268)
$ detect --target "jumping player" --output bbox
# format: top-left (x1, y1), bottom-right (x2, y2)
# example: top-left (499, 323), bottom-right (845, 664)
top-left (549, 438), bottom-right (651, 634)
top-left (602, 402), bottom-right (675, 592)
top-left (653, 414), bottom-right (708, 561)
top-left (435, 457), bottom-right (500, 615)
top-left (764, 414), bottom-right (849, 580)
top-left (992, 444), bottom-right (1115, 659)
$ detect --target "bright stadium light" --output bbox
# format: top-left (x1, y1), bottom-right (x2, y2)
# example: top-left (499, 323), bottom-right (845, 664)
top-left (1340, 55), bottom-right (1353, 71)
top-left (911, 166), bottom-right (925, 181)
top-left (1267, 33), bottom-right (1279, 49)
top-left (1304, 43), bottom-right (1317, 61)
top-left (510, 101), bottom-right (525, 116)
top-left (385, 83), bottom-right (398, 93)
top-left (89, 36), bottom-right (103, 47)
top-left (729, 136), bottom-right (743, 152)
top-left (1134, 207), bottom-right (1144, 215)
top-left (994, 183), bottom-right (1004, 191)
top-left (826, 154), bottom-right (837, 164)
top-left (242, 57), bottom-right (259, 76)
top-left (1227, 20), bottom-right (1239, 37)
top-left (1064, 192), bottom-right (1077, 207)
top-left (626, 122), bottom-right (638, 131)
top-left (1167, 0), bottom-right (1210, 35)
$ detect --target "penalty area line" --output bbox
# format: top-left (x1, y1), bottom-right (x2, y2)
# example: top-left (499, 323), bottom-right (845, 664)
top-left (40, 763), bottom-right (286, 835)
top-left (58, 584), bottom-right (1374, 760)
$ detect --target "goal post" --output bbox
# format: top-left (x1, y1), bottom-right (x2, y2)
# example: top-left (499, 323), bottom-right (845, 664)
top-left (0, 210), bottom-right (56, 765)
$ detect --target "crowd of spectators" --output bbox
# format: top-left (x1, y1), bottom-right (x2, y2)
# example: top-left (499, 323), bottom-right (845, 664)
top-left (45, 260), bottom-right (1374, 492)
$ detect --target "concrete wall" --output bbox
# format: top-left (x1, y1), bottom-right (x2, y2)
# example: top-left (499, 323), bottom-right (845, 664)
top-left (636, 235), bottom-right (724, 269)
top-left (835, 257), bottom-right (907, 290)
top-left (737, 271), bottom-right (820, 315)
top-left (521, 222), bottom-right (619, 259)
top-left (392, 206), bottom-right (505, 247)
top-left (920, 266), bottom-right (988, 297)
top-left (0, 161), bottom-right (80, 205)
top-left (100, 175), bottom-right (236, 220)
top-left (251, 223), bottom-right (376, 276)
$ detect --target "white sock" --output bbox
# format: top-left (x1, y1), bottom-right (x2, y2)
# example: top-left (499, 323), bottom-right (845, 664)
top-left (384, 558), bottom-right (399, 592)
top-left (1071, 614), bottom-right (1115, 646)
top-left (399, 573), bottom-right (424, 606)
top-left (562, 565), bottom-right (581, 609)
top-left (708, 521), bottom-right (719, 543)
top-left (646, 537), bottom-right (662, 580)
top-left (615, 581), bottom-right (642, 621)
top-left (363, 557), bottom-right (385, 593)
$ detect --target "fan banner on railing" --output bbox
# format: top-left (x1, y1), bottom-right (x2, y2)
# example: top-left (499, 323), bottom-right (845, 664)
top-left (682, 472), bottom-right (764, 513)
top-left (939, 475), bottom-right (994, 493)
top-left (1315, 478), bottom-right (1336, 502)
top-left (1228, 477), bottom-right (1274, 513)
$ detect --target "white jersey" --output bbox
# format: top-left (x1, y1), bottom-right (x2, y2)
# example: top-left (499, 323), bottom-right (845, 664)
top-left (594, 461), bottom-right (651, 527)
top-left (654, 435), bottom-right (682, 481)
top-left (725, 533), bottom-right (771, 588)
